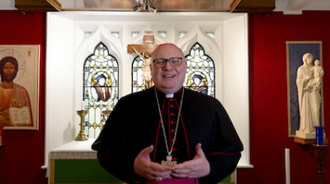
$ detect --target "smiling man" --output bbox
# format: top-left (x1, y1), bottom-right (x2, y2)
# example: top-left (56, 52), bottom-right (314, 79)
top-left (150, 44), bottom-right (187, 94)
top-left (92, 43), bottom-right (243, 184)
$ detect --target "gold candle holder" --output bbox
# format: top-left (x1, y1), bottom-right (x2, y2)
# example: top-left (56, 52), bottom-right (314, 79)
top-left (75, 110), bottom-right (88, 141)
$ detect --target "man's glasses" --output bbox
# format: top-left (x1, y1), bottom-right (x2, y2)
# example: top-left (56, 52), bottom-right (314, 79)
top-left (152, 57), bottom-right (183, 68)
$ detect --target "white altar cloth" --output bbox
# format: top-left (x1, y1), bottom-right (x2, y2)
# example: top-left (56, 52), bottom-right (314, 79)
top-left (47, 139), bottom-right (98, 183)
top-left (49, 139), bottom-right (97, 159)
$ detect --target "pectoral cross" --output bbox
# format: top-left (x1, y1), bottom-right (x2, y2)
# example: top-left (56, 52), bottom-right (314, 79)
top-left (161, 155), bottom-right (177, 166)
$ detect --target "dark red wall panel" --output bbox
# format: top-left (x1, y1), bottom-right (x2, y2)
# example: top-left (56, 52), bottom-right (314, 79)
top-left (0, 10), bottom-right (47, 184)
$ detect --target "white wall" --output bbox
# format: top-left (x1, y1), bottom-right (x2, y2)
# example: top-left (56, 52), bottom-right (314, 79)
top-left (45, 12), bottom-right (252, 168)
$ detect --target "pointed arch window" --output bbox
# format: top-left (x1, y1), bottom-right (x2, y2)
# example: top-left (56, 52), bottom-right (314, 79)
top-left (184, 42), bottom-right (215, 97)
top-left (83, 42), bottom-right (119, 138)
top-left (132, 55), bottom-right (146, 93)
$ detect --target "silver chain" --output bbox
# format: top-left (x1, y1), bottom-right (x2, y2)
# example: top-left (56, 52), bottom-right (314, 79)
top-left (154, 87), bottom-right (184, 158)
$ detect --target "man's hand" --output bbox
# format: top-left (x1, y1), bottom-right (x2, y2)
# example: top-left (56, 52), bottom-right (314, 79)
top-left (171, 143), bottom-right (210, 178)
top-left (134, 145), bottom-right (172, 180)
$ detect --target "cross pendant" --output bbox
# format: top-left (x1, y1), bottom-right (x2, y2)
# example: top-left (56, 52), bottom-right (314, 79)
top-left (161, 155), bottom-right (177, 166)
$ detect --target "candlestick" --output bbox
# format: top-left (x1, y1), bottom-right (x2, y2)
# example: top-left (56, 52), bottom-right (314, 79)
top-left (75, 110), bottom-right (88, 141)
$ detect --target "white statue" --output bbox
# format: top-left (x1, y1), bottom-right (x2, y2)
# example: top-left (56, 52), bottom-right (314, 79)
top-left (296, 53), bottom-right (324, 137)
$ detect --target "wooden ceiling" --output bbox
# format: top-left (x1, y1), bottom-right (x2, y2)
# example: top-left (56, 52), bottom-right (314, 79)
top-left (15, 0), bottom-right (275, 14)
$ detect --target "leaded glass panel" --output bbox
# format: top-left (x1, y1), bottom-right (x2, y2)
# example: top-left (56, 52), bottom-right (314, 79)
top-left (132, 55), bottom-right (146, 93)
top-left (84, 32), bottom-right (92, 38)
top-left (158, 31), bottom-right (167, 38)
top-left (83, 42), bottom-right (119, 138)
top-left (132, 32), bottom-right (140, 38)
top-left (184, 42), bottom-right (215, 97)
top-left (111, 32), bottom-right (119, 38)
top-left (179, 32), bottom-right (187, 38)
top-left (206, 32), bottom-right (215, 39)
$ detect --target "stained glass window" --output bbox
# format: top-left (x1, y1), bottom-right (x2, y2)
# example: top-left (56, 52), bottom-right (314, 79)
top-left (84, 32), bottom-right (92, 38)
top-left (184, 42), bottom-right (215, 97)
top-left (179, 32), bottom-right (187, 38)
top-left (132, 55), bottom-right (146, 93)
top-left (83, 42), bottom-right (119, 138)
top-left (206, 32), bottom-right (215, 39)
top-left (111, 32), bottom-right (119, 38)
top-left (132, 32), bottom-right (140, 38)
top-left (158, 31), bottom-right (167, 38)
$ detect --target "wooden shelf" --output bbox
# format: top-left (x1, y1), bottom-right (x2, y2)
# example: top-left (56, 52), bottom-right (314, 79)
top-left (294, 136), bottom-right (329, 145)
top-left (15, 0), bottom-right (61, 13)
top-left (294, 137), bottom-right (328, 184)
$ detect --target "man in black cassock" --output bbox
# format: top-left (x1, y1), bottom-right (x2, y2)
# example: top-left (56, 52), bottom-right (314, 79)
top-left (92, 43), bottom-right (243, 184)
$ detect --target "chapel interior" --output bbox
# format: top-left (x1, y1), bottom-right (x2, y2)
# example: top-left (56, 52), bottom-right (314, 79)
top-left (0, 0), bottom-right (330, 184)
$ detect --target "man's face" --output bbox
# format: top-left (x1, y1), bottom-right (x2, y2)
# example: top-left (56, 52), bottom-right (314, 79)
top-left (2, 62), bottom-right (17, 82)
top-left (151, 44), bottom-right (187, 94)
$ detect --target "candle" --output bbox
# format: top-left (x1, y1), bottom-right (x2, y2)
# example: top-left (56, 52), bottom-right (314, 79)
top-left (285, 148), bottom-right (290, 184)
top-left (81, 101), bottom-right (85, 110)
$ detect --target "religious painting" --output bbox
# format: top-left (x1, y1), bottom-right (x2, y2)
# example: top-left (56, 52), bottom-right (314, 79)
top-left (0, 45), bottom-right (40, 130)
top-left (286, 41), bottom-right (324, 137)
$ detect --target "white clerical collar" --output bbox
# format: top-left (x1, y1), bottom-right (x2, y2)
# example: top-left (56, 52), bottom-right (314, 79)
top-left (166, 93), bottom-right (174, 98)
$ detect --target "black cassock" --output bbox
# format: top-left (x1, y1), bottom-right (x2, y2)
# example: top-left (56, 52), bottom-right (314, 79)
top-left (92, 86), bottom-right (243, 184)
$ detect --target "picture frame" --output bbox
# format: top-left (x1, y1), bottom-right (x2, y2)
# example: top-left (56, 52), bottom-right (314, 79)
top-left (0, 45), bottom-right (40, 130)
top-left (286, 41), bottom-right (324, 137)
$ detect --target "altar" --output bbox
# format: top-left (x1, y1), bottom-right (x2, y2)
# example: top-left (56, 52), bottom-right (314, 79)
top-left (48, 139), bottom-right (234, 184)
top-left (48, 139), bottom-right (124, 184)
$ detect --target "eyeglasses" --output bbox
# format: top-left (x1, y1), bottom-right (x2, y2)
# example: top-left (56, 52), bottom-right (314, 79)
top-left (152, 57), bottom-right (183, 68)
